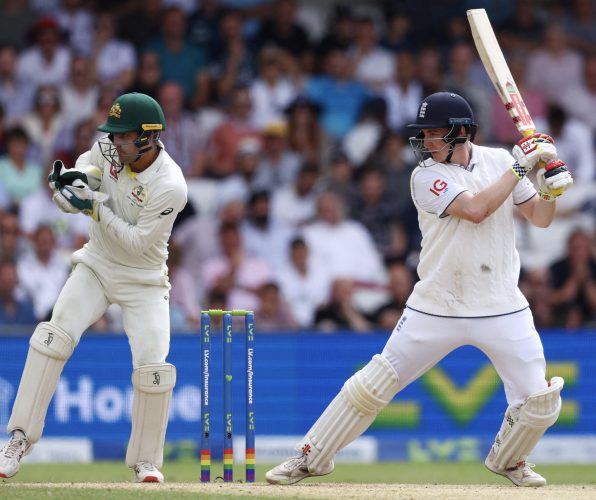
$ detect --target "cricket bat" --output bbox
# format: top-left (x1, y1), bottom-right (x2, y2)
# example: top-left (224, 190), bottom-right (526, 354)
top-left (467, 8), bottom-right (562, 193)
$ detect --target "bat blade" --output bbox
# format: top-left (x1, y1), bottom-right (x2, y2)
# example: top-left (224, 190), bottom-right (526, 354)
top-left (467, 8), bottom-right (535, 137)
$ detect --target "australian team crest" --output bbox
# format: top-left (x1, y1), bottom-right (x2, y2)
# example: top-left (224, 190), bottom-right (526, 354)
top-left (128, 184), bottom-right (147, 207)
top-left (109, 102), bottom-right (122, 118)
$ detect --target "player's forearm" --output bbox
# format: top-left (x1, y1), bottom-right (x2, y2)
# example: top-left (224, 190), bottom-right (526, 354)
top-left (525, 197), bottom-right (556, 228)
top-left (466, 169), bottom-right (519, 223)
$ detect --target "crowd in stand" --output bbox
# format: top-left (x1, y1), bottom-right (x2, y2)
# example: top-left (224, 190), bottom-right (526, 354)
top-left (0, 0), bottom-right (594, 333)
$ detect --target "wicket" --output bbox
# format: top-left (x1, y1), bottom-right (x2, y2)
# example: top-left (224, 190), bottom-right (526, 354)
top-left (200, 309), bottom-right (255, 483)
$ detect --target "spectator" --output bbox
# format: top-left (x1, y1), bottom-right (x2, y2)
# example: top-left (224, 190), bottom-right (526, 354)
top-left (416, 45), bottom-right (443, 97)
top-left (519, 267), bottom-right (555, 329)
top-left (525, 24), bottom-right (583, 105)
top-left (205, 9), bottom-right (256, 104)
top-left (382, 50), bottom-right (423, 132)
top-left (305, 48), bottom-right (370, 140)
top-left (0, 208), bottom-right (27, 262)
top-left (126, 51), bottom-right (163, 100)
top-left (498, 0), bottom-right (546, 52)
top-left (254, 0), bottom-right (310, 56)
top-left (0, 44), bottom-right (35, 124)
top-left (18, 85), bottom-right (65, 168)
top-left (316, 4), bottom-right (355, 57)
top-left (167, 241), bottom-right (200, 332)
top-left (206, 85), bottom-right (261, 178)
top-left (284, 95), bottom-right (327, 164)
top-left (349, 167), bottom-right (401, 256)
top-left (145, 6), bottom-right (209, 99)
top-left (381, 10), bottom-right (416, 53)
top-left (15, 16), bottom-right (71, 89)
top-left (16, 225), bottom-right (70, 321)
top-left (0, 126), bottom-right (43, 204)
top-left (443, 42), bottom-right (493, 142)
top-left (201, 221), bottom-right (273, 312)
top-left (314, 278), bottom-right (372, 332)
top-left (54, 117), bottom-right (96, 168)
top-left (59, 56), bottom-right (99, 129)
top-left (241, 190), bottom-right (295, 273)
top-left (187, 0), bottom-right (224, 52)
top-left (341, 97), bottom-right (387, 167)
top-left (539, 104), bottom-right (595, 183)
top-left (157, 81), bottom-right (207, 177)
top-left (302, 190), bottom-right (386, 287)
top-left (249, 46), bottom-right (299, 130)
top-left (253, 120), bottom-right (302, 190)
top-left (321, 150), bottom-right (357, 201)
top-left (0, 0), bottom-right (36, 51)
top-left (558, 53), bottom-right (596, 134)
top-left (92, 11), bottom-right (137, 92)
top-left (117, 0), bottom-right (163, 52)
top-left (55, 0), bottom-right (94, 56)
top-left (561, 0), bottom-right (596, 55)
top-left (255, 281), bottom-right (298, 332)
top-left (276, 236), bottom-right (331, 329)
top-left (348, 15), bottom-right (395, 91)
top-left (370, 259), bottom-right (415, 330)
top-left (217, 137), bottom-right (264, 205)
top-left (271, 161), bottom-right (320, 228)
top-left (548, 229), bottom-right (596, 329)
top-left (0, 260), bottom-right (36, 327)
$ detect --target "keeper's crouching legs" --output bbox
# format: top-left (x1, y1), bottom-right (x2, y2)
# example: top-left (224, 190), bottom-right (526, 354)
top-left (126, 363), bottom-right (176, 483)
top-left (0, 323), bottom-right (75, 478)
top-left (266, 354), bottom-right (399, 484)
top-left (485, 377), bottom-right (564, 487)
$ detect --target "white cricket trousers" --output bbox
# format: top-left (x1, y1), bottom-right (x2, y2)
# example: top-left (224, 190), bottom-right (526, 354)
top-left (50, 261), bottom-right (171, 368)
top-left (381, 307), bottom-right (548, 407)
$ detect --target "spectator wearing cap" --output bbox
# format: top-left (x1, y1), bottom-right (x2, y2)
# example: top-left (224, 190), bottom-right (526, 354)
top-left (15, 16), bottom-right (71, 89)
top-left (271, 161), bottom-right (320, 228)
top-left (348, 15), bottom-right (395, 91)
top-left (0, 45), bottom-right (36, 125)
top-left (249, 46), bottom-right (299, 130)
top-left (241, 190), bottom-right (296, 273)
top-left (305, 48), bottom-right (371, 140)
top-left (0, 126), bottom-right (42, 204)
top-left (252, 119), bottom-right (302, 190)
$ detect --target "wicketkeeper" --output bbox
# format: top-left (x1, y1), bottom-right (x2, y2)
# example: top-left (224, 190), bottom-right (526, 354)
top-left (266, 92), bottom-right (574, 487)
top-left (0, 92), bottom-right (187, 483)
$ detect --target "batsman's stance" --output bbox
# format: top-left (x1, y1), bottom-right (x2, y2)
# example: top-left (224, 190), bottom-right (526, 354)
top-left (0, 93), bottom-right (187, 483)
top-left (267, 92), bottom-right (574, 487)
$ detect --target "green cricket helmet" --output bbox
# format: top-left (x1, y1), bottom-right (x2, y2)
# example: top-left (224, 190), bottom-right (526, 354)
top-left (97, 92), bottom-right (166, 167)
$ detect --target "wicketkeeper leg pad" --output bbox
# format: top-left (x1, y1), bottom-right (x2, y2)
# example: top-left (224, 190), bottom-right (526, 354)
top-left (7, 322), bottom-right (75, 443)
top-left (489, 377), bottom-right (564, 469)
top-left (126, 363), bottom-right (176, 468)
top-left (305, 354), bottom-right (399, 472)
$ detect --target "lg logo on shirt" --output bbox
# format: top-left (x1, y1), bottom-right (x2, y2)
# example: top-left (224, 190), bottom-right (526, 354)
top-left (429, 179), bottom-right (448, 196)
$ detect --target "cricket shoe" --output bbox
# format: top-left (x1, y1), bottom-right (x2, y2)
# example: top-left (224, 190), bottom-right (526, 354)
top-left (0, 431), bottom-right (31, 478)
top-left (485, 454), bottom-right (546, 487)
top-left (265, 453), bottom-right (334, 485)
top-left (134, 462), bottom-right (164, 483)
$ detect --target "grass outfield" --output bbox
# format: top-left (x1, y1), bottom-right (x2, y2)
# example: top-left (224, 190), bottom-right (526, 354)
top-left (1, 462), bottom-right (596, 499)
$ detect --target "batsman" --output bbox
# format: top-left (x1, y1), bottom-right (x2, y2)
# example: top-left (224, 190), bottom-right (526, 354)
top-left (0, 93), bottom-right (187, 483)
top-left (267, 92), bottom-right (574, 487)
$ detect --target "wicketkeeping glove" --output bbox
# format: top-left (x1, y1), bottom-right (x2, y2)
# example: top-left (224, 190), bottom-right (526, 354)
top-left (511, 133), bottom-right (557, 179)
top-left (536, 159), bottom-right (574, 201)
top-left (53, 184), bottom-right (109, 220)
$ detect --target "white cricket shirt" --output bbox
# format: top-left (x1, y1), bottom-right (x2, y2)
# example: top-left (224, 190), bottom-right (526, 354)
top-left (72, 141), bottom-right (187, 272)
top-left (407, 144), bottom-right (536, 317)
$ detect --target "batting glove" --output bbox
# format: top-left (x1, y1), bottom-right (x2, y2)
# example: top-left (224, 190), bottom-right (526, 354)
top-left (511, 133), bottom-right (557, 179)
top-left (536, 159), bottom-right (574, 201)
top-left (53, 184), bottom-right (109, 220)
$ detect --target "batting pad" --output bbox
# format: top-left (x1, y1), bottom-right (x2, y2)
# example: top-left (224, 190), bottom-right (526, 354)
top-left (8, 322), bottom-right (75, 443)
top-left (490, 376), bottom-right (564, 469)
top-left (306, 354), bottom-right (399, 472)
top-left (126, 363), bottom-right (176, 468)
